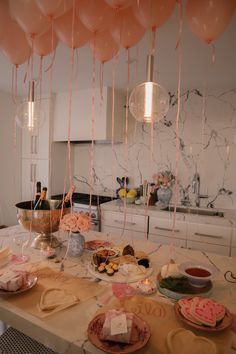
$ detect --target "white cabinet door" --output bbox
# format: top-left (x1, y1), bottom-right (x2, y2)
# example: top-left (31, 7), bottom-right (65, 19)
top-left (187, 223), bottom-right (231, 246)
top-left (187, 240), bottom-right (230, 256)
top-left (101, 225), bottom-right (147, 240)
top-left (21, 159), bottom-right (49, 201)
top-left (148, 234), bottom-right (186, 247)
top-left (102, 211), bottom-right (148, 233)
top-left (22, 98), bottom-right (51, 159)
top-left (149, 216), bottom-right (187, 239)
top-left (53, 87), bottom-right (125, 142)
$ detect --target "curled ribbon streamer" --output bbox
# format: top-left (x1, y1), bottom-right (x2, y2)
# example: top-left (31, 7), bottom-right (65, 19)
top-left (169, 0), bottom-right (183, 261)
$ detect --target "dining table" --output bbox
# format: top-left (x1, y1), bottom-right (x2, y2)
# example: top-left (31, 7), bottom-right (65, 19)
top-left (0, 224), bottom-right (236, 354)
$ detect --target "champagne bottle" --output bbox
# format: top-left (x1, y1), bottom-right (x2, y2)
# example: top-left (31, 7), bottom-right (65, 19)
top-left (34, 187), bottom-right (47, 210)
top-left (56, 185), bottom-right (75, 209)
top-left (34, 181), bottom-right (41, 208)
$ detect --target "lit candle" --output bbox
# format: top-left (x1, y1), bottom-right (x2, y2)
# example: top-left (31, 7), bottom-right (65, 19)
top-left (189, 145), bottom-right (193, 155)
top-left (137, 278), bottom-right (157, 295)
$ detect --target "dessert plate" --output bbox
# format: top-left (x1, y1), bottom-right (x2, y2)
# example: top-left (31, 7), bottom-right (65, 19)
top-left (0, 272), bottom-right (37, 295)
top-left (174, 302), bottom-right (232, 332)
top-left (87, 312), bottom-right (150, 354)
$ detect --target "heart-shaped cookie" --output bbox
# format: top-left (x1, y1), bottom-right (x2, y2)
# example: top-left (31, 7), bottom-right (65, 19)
top-left (167, 328), bottom-right (217, 354)
top-left (39, 288), bottom-right (78, 311)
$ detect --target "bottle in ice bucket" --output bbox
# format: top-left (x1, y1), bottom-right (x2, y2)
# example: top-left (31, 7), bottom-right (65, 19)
top-left (33, 181), bottom-right (41, 208)
top-left (34, 187), bottom-right (48, 210)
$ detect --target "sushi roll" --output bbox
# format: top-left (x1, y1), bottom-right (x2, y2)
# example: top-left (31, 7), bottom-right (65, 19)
top-left (107, 268), bottom-right (115, 276)
top-left (112, 264), bottom-right (119, 272)
top-left (98, 265), bottom-right (105, 273)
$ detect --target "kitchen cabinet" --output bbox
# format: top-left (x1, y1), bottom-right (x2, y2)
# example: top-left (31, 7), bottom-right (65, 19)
top-left (100, 202), bottom-right (234, 256)
top-left (101, 210), bottom-right (148, 240)
top-left (186, 222), bottom-right (231, 256)
top-left (148, 216), bottom-right (187, 248)
top-left (53, 87), bottom-right (125, 142)
top-left (21, 97), bottom-right (67, 201)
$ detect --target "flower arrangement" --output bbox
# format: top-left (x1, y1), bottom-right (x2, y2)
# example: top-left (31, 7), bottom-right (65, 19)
top-left (153, 170), bottom-right (175, 188)
top-left (60, 212), bottom-right (92, 233)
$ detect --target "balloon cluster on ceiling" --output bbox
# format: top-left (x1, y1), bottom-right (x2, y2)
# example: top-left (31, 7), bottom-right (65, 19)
top-left (0, 0), bottom-right (235, 67)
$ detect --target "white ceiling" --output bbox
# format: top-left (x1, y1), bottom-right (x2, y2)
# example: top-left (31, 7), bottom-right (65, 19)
top-left (0, 5), bottom-right (235, 96)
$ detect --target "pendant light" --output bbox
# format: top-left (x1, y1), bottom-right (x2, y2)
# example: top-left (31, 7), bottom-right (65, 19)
top-left (16, 80), bottom-right (44, 131)
top-left (129, 54), bottom-right (169, 123)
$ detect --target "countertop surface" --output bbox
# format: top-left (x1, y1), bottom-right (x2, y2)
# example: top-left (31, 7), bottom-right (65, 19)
top-left (100, 200), bottom-right (236, 227)
top-left (0, 225), bottom-right (236, 354)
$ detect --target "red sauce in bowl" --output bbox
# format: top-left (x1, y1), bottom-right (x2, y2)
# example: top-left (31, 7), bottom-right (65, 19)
top-left (185, 267), bottom-right (211, 278)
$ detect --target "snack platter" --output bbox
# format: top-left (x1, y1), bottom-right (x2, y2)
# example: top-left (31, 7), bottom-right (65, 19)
top-left (88, 263), bottom-right (153, 283)
top-left (157, 273), bottom-right (213, 300)
top-left (88, 245), bottom-right (152, 283)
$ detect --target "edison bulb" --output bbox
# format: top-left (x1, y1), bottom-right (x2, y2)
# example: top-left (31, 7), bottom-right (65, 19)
top-left (129, 82), bottom-right (169, 123)
top-left (15, 99), bottom-right (45, 131)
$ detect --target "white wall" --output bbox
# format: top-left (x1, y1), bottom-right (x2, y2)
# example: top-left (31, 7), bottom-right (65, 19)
top-left (73, 88), bottom-right (236, 209)
top-left (0, 91), bottom-right (21, 226)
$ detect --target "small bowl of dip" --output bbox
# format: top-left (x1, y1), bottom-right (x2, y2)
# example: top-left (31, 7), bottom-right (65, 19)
top-left (179, 261), bottom-right (218, 288)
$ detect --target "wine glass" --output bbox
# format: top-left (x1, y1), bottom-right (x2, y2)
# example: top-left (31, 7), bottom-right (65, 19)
top-left (12, 232), bottom-right (30, 264)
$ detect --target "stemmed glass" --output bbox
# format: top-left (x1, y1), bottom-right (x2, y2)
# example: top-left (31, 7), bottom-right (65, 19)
top-left (11, 232), bottom-right (30, 264)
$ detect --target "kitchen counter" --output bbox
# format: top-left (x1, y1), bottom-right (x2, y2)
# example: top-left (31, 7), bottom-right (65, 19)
top-left (100, 200), bottom-right (236, 227)
top-left (0, 225), bottom-right (236, 353)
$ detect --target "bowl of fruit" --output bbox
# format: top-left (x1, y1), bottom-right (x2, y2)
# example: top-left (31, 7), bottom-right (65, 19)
top-left (118, 188), bottom-right (137, 204)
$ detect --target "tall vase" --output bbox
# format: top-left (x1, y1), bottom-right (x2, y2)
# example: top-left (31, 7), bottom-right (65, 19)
top-left (68, 232), bottom-right (85, 257)
top-left (157, 186), bottom-right (172, 206)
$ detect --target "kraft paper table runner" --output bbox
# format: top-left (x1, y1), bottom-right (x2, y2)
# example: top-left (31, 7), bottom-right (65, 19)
top-left (95, 296), bottom-right (233, 354)
top-left (6, 267), bottom-right (106, 318)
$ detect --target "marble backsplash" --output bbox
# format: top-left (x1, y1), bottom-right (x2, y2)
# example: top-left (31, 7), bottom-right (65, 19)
top-left (73, 88), bottom-right (236, 210)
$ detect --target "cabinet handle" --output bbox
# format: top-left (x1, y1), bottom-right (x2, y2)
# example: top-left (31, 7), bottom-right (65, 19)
top-left (30, 136), bottom-right (38, 154)
top-left (114, 220), bottom-right (136, 226)
top-left (155, 226), bottom-right (180, 232)
top-left (30, 163), bottom-right (37, 182)
top-left (194, 232), bottom-right (223, 240)
top-left (34, 135), bottom-right (38, 154)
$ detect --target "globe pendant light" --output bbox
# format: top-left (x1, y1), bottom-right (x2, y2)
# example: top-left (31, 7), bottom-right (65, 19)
top-left (129, 54), bottom-right (169, 123)
top-left (16, 80), bottom-right (44, 131)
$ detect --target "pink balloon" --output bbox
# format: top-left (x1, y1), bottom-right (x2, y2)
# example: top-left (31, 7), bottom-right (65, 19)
top-left (9, 0), bottom-right (50, 37)
top-left (90, 30), bottom-right (119, 63)
top-left (133, 0), bottom-right (176, 30)
top-left (0, 1), bottom-right (11, 42)
top-left (35, 0), bottom-right (73, 20)
top-left (0, 19), bottom-right (31, 65)
top-left (76, 0), bottom-right (115, 32)
top-left (54, 9), bottom-right (92, 48)
top-left (111, 8), bottom-right (146, 49)
top-left (28, 30), bottom-right (58, 57)
top-left (186, 0), bottom-right (236, 44)
top-left (105, 0), bottom-right (135, 10)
